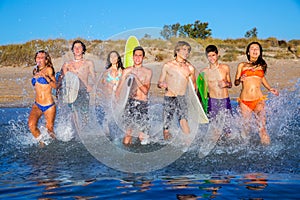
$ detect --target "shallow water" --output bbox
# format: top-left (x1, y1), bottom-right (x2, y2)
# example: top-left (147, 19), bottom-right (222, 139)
top-left (1, 80), bottom-right (299, 199)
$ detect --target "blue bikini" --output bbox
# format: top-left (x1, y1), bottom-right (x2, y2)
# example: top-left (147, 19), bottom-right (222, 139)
top-left (32, 76), bottom-right (55, 112)
top-left (31, 77), bottom-right (49, 86)
top-left (35, 102), bottom-right (55, 112)
top-left (106, 71), bottom-right (121, 82)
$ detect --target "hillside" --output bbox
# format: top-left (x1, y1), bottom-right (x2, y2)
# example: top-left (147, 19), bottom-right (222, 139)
top-left (0, 37), bottom-right (299, 107)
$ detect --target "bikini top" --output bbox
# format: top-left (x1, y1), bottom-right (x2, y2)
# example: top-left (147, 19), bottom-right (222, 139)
top-left (31, 77), bottom-right (49, 86)
top-left (241, 69), bottom-right (264, 78)
top-left (106, 71), bottom-right (121, 82)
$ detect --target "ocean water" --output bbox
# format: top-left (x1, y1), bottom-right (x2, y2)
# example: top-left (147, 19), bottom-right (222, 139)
top-left (0, 80), bottom-right (299, 199)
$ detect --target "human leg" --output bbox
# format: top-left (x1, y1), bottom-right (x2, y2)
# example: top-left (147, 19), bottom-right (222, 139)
top-left (44, 104), bottom-right (57, 139)
top-left (179, 119), bottom-right (190, 134)
top-left (254, 101), bottom-right (270, 145)
top-left (177, 96), bottom-right (190, 135)
top-left (123, 129), bottom-right (132, 145)
top-left (163, 96), bottom-right (175, 140)
top-left (28, 104), bottom-right (43, 139)
top-left (239, 101), bottom-right (253, 139)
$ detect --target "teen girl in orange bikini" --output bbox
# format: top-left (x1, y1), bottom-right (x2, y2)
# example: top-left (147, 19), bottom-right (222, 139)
top-left (234, 42), bottom-right (279, 145)
top-left (237, 68), bottom-right (267, 110)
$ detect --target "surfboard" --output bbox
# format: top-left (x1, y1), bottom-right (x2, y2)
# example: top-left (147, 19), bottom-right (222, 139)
top-left (62, 72), bottom-right (80, 104)
top-left (114, 75), bottom-right (134, 113)
top-left (196, 72), bottom-right (208, 114)
top-left (187, 77), bottom-right (209, 124)
top-left (124, 36), bottom-right (140, 68)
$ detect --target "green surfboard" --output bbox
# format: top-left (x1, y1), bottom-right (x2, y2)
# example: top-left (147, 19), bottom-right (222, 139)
top-left (124, 36), bottom-right (140, 68)
top-left (196, 72), bottom-right (208, 114)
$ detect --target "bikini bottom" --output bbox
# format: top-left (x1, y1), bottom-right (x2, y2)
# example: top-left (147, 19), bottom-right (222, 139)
top-left (237, 96), bottom-right (267, 111)
top-left (35, 102), bottom-right (55, 112)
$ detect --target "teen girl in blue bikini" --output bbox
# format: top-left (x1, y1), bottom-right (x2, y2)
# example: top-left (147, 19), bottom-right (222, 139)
top-left (96, 51), bottom-right (124, 126)
top-left (28, 50), bottom-right (57, 146)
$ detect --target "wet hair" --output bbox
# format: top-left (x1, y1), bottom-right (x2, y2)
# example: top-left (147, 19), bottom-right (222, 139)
top-left (205, 44), bottom-right (218, 55)
top-left (33, 50), bottom-right (55, 75)
top-left (106, 50), bottom-right (124, 70)
top-left (174, 41), bottom-right (191, 57)
top-left (246, 41), bottom-right (267, 73)
top-left (71, 40), bottom-right (86, 54)
top-left (133, 46), bottom-right (145, 57)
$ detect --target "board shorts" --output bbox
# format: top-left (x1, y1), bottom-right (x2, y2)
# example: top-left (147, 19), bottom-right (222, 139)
top-left (207, 97), bottom-right (232, 119)
top-left (123, 98), bottom-right (149, 134)
top-left (163, 95), bottom-right (188, 131)
top-left (72, 87), bottom-right (90, 112)
top-left (208, 97), bottom-right (232, 134)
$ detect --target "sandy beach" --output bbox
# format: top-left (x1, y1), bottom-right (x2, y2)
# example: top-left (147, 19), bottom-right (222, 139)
top-left (0, 52), bottom-right (299, 107)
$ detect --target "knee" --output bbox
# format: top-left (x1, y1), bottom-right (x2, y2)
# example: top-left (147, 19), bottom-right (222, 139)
top-left (28, 121), bottom-right (37, 132)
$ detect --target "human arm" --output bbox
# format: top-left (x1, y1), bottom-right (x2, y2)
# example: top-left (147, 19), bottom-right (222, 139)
top-left (56, 63), bottom-right (68, 90)
top-left (157, 64), bottom-right (168, 89)
top-left (218, 64), bottom-right (232, 88)
top-left (225, 65), bottom-right (232, 88)
top-left (84, 60), bottom-right (96, 92)
top-left (189, 65), bottom-right (197, 90)
top-left (262, 76), bottom-right (279, 96)
top-left (132, 68), bottom-right (152, 95)
top-left (45, 67), bottom-right (57, 89)
top-left (115, 68), bottom-right (130, 99)
top-left (234, 63), bottom-right (243, 86)
top-left (89, 60), bottom-right (96, 85)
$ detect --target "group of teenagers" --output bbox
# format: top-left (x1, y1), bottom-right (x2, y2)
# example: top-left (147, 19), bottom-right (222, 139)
top-left (28, 39), bottom-right (279, 147)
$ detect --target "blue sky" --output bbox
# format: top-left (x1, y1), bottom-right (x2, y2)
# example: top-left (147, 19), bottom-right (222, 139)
top-left (0, 0), bottom-right (299, 45)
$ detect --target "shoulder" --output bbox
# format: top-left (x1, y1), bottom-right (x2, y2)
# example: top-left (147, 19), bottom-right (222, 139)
top-left (85, 59), bottom-right (94, 66)
top-left (143, 66), bottom-right (152, 72)
top-left (200, 66), bottom-right (209, 73)
top-left (187, 62), bottom-right (195, 70)
top-left (123, 67), bottom-right (132, 74)
top-left (237, 61), bottom-right (247, 69)
top-left (63, 60), bottom-right (72, 67)
top-left (44, 67), bottom-right (54, 76)
top-left (163, 60), bottom-right (174, 69)
top-left (220, 63), bottom-right (230, 71)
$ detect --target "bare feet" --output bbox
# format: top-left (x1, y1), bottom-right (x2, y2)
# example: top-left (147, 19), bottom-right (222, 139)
top-left (139, 133), bottom-right (150, 145)
top-left (163, 130), bottom-right (171, 140)
top-left (123, 135), bottom-right (132, 146)
top-left (259, 128), bottom-right (270, 145)
top-left (49, 131), bottom-right (56, 140)
top-left (39, 141), bottom-right (45, 148)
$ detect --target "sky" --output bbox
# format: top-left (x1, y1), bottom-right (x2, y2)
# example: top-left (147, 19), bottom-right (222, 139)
top-left (0, 0), bottom-right (300, 45)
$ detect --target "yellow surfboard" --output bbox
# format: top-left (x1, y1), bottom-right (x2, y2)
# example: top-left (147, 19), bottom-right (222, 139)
top-left (124, 36), bottom-right (140, 68)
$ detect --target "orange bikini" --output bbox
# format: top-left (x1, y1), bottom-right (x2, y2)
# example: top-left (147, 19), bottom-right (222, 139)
top-left (241, 69), bottom-right (264, 78)
top-left (237, 96), bottom-right (268, 111)
top-left (238, 69), bottom-right (266, 110)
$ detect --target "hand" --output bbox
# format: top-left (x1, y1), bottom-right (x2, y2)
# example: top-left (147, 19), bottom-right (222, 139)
top-left (158, 81), bottom-right (168, 89)
top-left (269, 88), bottom-right (279, 96)
top-left (87, 85), bottom-right (93, 92)
top-left (240, 74), bottom-right (246, 82)
top-left (218, 80), bottom-right (227, 88)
